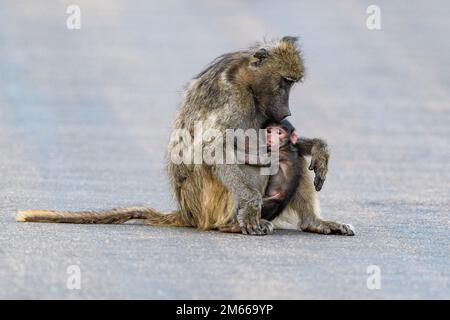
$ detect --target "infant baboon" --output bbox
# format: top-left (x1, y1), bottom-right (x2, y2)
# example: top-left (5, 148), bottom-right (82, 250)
top-left (261, 120), bottom-right (301, 221)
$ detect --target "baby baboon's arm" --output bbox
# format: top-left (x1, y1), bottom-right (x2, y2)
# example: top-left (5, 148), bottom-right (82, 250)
top-left (295, 138), bottom-right (329, 191)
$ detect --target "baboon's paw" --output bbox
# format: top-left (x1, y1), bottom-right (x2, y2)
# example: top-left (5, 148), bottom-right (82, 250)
top-left (239, 219), bottom-right (273, 236)
top-left (328, 222), bottom-right (355, 236)
top-left (303, 220), bottom-right (355, 236)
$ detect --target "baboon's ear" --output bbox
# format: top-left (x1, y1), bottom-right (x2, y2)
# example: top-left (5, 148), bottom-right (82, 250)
top-left (252, 48), bottom-right (269, 67)
top-left (281, 36), bottom-right (299, 44)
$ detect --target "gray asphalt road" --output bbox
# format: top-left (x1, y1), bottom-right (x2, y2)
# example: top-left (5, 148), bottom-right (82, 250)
top-left (0, 0), bottom-right (449, 299)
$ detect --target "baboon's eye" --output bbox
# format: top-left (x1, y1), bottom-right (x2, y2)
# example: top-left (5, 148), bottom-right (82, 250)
top-left (282, 77), bottom-right (296, 86)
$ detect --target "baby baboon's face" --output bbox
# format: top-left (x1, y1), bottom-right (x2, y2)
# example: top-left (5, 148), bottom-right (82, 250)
top-left (266, 121), bottom-right (298, 151)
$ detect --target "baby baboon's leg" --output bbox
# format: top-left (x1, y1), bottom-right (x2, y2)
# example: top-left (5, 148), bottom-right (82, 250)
top-left (289, 157), bottom-right (355, 236)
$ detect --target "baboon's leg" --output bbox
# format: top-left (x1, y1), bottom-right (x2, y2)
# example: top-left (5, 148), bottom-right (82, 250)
top-left (288, 157), bottom-right (355, 236)
top-left (175, 166), bottom-right (232, 230)
top-left (216, 195), bottom-right (241, 233)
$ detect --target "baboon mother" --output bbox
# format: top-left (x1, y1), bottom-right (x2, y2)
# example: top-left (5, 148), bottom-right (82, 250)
top-left (17, 36), bottom-right (354, 236)
top-left (166, 37), bottom-right (354, 236)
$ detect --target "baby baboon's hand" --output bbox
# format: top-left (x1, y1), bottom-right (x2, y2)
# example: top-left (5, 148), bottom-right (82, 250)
top-left (309, 141), bottom-right (329, 191)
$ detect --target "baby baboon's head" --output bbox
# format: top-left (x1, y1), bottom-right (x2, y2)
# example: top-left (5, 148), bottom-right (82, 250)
top-left (266, 119), bottom-right (299, 149)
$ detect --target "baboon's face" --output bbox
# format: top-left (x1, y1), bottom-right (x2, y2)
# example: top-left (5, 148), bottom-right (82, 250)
top-left (252, 73), bottom-right (296, 123)
top-left (249, 40), bottom-right (303, 123)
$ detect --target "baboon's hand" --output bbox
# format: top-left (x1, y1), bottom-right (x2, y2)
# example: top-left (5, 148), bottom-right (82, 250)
top-left (237, 209), bottom-right (273, 236)
top-left (309, 141), bottom-right (329, 192)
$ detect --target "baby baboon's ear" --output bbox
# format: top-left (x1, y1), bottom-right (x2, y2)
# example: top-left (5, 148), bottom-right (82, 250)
top-left (290, 129), bottom-right (298, 145)
top-left (251, 48), bottom-right (269, 67)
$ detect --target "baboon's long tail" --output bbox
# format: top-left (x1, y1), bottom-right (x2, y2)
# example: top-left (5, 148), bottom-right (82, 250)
top-left (16, 207), bottom-right (186, 227)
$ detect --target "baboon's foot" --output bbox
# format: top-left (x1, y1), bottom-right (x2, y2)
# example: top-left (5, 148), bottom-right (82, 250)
top-left (301, 219), bottom-right (355, 236)
top-left (238, 217), bottom-right (274, 236)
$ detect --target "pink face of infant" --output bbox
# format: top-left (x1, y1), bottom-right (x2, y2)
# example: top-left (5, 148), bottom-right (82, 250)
top-left (266, 122), bottom-right (298, 152)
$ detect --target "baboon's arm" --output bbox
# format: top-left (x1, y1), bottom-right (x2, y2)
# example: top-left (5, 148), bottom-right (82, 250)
top-left (295, 138), bottom-right (329, 191)
top-left (213, 164), bottom-right (273, 235)
top-left (199, 121), bottom-right (273, 235)
top-left (295, 138), bottom-right (327, 156)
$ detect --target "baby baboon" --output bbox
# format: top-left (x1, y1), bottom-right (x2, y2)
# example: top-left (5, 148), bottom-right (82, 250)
top-left (16, 36), bottom-right (354, 236)
top-left (261, 120), bottom-right (301, 222)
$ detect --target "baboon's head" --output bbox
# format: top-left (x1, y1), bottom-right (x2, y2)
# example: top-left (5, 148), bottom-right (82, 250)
top-left (194, 36), bottom-right (304, 122)
top-left (246, 36), bottom-right (304, 122)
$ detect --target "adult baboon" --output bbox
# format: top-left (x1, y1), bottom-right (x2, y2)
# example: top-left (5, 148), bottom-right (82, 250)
top-left (17, 36), bottom-right (354, 236)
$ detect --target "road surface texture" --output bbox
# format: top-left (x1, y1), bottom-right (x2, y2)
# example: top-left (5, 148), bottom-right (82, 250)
top-left (0, 0), bottom-right (449, 299)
